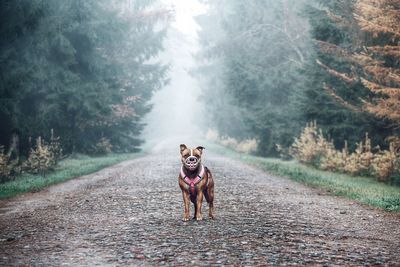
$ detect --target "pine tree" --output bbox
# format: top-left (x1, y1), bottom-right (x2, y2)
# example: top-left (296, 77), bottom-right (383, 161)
top-left (303, 0), bottom-right (392, 149)
top-left (353, 0), bottom-right (400, 126)
top-left (0, 0), bottom-right (170, 154)
top-left (314, 0), bottom-right (400, 122)
top-left (196, 0), bottom-right (311, 155)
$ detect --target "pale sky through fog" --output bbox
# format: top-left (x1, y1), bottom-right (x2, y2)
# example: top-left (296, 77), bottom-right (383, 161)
top-left (163, 0), bottom-right (206, 39)
top-left (143, 0), bottom-right (207, 145)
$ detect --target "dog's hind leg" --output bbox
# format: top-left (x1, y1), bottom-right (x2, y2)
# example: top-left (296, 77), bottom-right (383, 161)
top-left (204, 188), bottom-right (215, 219)
top-left (204, 190), bottom-right (210, 203)
top-left (208, 195), bottom-right (215, 220)
top-left (209, 201), bottom-right (215, 220)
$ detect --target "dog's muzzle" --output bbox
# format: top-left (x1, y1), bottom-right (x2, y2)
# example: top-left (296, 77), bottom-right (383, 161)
top-left (184, 156), bottom-right (200, 171)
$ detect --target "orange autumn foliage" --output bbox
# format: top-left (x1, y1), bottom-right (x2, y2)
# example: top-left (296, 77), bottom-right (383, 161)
top-left (316, 0), bottom-right (400, 127)
top-left (289, 123), bottom-right (400, 182)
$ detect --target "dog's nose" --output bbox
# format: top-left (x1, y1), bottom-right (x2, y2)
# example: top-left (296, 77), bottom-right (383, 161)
top-left (189, 157), bottom-right (196, 162)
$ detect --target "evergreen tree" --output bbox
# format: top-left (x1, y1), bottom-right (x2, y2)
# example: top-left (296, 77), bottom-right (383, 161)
top-left (302, 0), bottom-right (391, 149)
top-left (0, 0), bottom-right (170, 154)
top-left (196, 0), bottom-right (310, 155)
top-left (351, 0), bottom-right (400, 127)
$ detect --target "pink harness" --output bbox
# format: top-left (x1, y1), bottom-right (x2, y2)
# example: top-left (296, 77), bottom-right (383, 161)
top-left (181, 165), bottom-right (205, 195)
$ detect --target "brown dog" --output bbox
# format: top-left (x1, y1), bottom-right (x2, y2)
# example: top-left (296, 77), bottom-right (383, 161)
top-left (178, 144), bottom-right (215, 221)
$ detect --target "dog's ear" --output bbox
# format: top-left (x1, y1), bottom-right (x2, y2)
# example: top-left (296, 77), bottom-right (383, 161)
top-left (196, 146), bottom-right (205, 154)
top-left (180, 144), bottom-right (187, 155)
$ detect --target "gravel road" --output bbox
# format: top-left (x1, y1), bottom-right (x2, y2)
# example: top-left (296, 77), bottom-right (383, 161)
top-left (0, 144), bottom-right (399, 266)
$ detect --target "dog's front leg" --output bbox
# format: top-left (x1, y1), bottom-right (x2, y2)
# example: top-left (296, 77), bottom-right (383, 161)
top-left (182, 190), bottom-right (190, 221)
top-left (195, 190), bottom-right (203, 221)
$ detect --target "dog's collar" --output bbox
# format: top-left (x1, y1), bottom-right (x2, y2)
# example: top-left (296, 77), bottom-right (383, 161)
top-left (181, 164), bottom-right (205, 190)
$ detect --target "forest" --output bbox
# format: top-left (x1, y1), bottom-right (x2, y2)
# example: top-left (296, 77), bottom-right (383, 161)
top-left (0, 0), bottom-right (171, 177)
top-left (196, 0), bottom-right (400, 182)
top-left (0, 1), bottom-right (400, 265)
top-left (0, 0), bottom-right (170, 155)
top-left (0, 0), bottom-right (399, 183)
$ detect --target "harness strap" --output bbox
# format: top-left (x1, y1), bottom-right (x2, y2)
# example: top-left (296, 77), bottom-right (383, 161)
top-left (181, 165), bottom-right (205, 192)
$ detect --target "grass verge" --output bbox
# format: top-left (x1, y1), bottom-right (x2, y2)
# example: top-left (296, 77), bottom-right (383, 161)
top-left (0, 153), bottom-right (140, 199)
top-left (205, 141), bottom-right (400, 212)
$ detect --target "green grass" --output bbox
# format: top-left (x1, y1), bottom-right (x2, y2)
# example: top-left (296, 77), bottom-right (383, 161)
top-left (204, 141), bottom-right (400, 212)
top-left (0, 153), bottom-right (140, 199)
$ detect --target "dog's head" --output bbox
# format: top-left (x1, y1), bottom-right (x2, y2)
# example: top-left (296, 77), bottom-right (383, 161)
top-left (180, 144), bottom-right (205, 171)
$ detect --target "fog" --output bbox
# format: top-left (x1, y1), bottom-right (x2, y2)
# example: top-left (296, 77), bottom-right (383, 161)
top-left (0, 0), bottom-right (396, 158)
top-left (142, 0), bottom-right (207, 146)
top-left (143, 0), bottom-right (313, 154)
top-left (0, 1), bottom-right (398, 263)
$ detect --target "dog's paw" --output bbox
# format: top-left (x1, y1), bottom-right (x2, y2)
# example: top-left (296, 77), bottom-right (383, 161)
top-left (209, 214), bottom-right (216, 220)
top-left (195, 215), bottom-right (203, 221)
top-left (182, 217), bottom-right (190, 222)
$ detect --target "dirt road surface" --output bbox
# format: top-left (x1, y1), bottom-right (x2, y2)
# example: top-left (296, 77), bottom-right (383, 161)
top-left (1, 143), bottom-right (399, 266)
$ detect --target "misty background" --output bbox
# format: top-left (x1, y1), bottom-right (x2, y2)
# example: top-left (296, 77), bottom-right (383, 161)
top-left (143, 0), bottom-right (205, 142)
top-left (1, 1), bottom-right (399, 265)
top-left (0, 0), bottom-right (399, 181)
